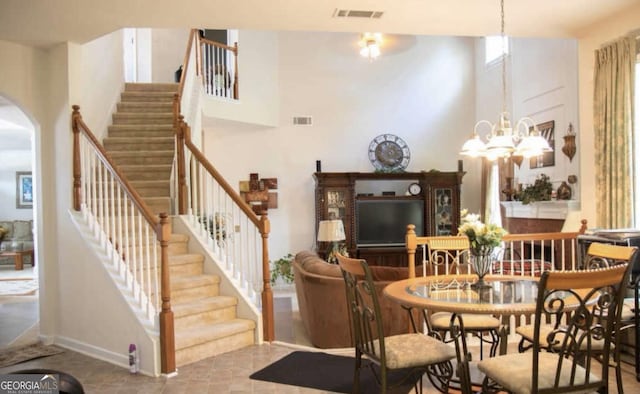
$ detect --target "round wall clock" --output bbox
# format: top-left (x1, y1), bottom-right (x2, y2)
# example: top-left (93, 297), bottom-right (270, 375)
top-left (368, 134), bottom-right (411, 172)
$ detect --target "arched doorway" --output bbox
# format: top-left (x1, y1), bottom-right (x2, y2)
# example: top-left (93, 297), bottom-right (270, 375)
top-left (0, 96), bottom-right (38, 349)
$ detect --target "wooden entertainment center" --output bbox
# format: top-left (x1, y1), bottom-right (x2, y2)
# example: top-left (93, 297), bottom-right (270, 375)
top-left (314, 170), bottom-right (465, 267)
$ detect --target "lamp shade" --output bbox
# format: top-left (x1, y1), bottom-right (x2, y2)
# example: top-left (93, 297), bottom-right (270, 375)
top-left (317, 220), bottom-right (346, 242)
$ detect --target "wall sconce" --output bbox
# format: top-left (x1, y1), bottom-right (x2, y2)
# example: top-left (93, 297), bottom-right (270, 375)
top-left (359, 32), bottom-right (382, 61)
top-left (562, 123), bottom-right (577, 162)
top-left (317, 219), bottom-right (346, 263)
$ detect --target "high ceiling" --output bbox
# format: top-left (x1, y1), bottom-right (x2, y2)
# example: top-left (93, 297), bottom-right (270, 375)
top-left (0, 0), bottom-right (638, 48)
top-left (1, 0), bottom-right (638, 150)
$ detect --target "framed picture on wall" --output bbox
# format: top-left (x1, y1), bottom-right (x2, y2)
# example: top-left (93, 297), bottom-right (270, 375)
top-left (16, 171), bottom-right (33, 209)
top-left (529, 120), bottom-right (555, 168)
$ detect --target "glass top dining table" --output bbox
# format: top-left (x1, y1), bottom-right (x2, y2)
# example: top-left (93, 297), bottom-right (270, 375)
top-left (383, 274), bottom-right (545, 316)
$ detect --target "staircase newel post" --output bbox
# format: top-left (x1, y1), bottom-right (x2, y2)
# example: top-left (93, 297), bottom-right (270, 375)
top-left (233, 42), bottom-right (239, 100)
top-left (71, 105), bottom-right (82, 211)
top-left (259, 213), bottom-right (274, 342)
top-left (158, 212), bottom-right (176, 374)
top-left (176, 117), bottom-right (187, 215)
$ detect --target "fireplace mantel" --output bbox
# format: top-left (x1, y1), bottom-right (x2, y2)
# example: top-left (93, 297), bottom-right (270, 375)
top-left (501, 200), bottom-right (580, 233)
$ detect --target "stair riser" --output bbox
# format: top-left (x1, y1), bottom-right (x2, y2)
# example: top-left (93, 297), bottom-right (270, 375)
top-left (117, 103), bottom-right (173, 113)
top-left (121, 171), bottom-right (172, 181)
top-left (167, 242), bottom-right (188, 255)
top-left (174, 307), bottom-right (237, 331)
top-left (133, 187), bottom-right (170, 198)
top-left (175, 330), bottom-right (254, 367)
top-left (105, 142), bottom-right (174, 151)
top-left (172, 284), bottom-right (219, 304)
top-left (120, 95), bottom-right (175, 103)
top-left (109, 131), bottom-right (174, 139)
top-left (108, 124), bottom-right (174, 132)
top-left (112, 114), bottom-right (173, 125)
top-left (125, 83), bottom-right (178, 92)
top-left (109, 156), bottom-right (174, 165)
top-left (169, 261), bottom-right (204, 277)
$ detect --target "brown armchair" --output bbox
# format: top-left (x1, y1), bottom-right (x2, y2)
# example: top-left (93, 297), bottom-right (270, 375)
top-left (293, 251), bottom-right (416, 348)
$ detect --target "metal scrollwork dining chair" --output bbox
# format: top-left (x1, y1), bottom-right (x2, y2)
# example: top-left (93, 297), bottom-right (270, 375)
top-left (415, 236), bottom-right (501, 359)
top-left (468, 263), bottom-right (634, 393)
top-left (336, 253), bottom-right (457, 393)
top-left (516, 242), bottom-right (638, 393)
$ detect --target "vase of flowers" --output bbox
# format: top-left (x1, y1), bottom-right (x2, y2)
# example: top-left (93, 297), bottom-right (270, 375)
top-left (458, 210), bottom-right (507, 288)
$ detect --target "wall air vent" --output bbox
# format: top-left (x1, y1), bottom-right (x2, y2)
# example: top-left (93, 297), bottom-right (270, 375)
top-left (293, 116), bottom-right (313, 126)
top-left (333, 9), bottom-right (384, 19)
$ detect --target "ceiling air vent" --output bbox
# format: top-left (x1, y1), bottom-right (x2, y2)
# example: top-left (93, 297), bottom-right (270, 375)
top-left (293, 116), bottom-right (313, 126)
top-left (333, 9), bottom-right (384, 19)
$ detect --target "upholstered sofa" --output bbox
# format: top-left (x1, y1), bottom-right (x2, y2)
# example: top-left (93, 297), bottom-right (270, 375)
top-left (0, 220), bottom-right (34, 265)
top-left (293, 250), bottom-right (417, 349)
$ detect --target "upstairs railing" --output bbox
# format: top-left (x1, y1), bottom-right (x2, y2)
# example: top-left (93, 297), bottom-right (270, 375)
top-left (198, 34), bottom-right (239, 100)
top-left (71, 106), bottom-right (176, 374)
top-left (174, 29), bottom-right (273, 341)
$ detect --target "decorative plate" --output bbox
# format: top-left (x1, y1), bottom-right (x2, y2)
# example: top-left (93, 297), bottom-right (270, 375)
top-left (368, 134), bottom-right (410, 172)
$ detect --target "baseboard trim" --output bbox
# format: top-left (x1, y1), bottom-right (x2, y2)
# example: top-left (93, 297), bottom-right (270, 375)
top-left (54, 335), bottom-right (156, 377)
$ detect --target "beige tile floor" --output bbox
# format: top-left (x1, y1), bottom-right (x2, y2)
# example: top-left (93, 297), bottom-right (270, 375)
top-left (1, 284), bottom-right (640, 393)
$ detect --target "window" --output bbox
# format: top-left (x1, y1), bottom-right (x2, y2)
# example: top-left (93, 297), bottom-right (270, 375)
top-left (485, 35), bottom-right (509, 65)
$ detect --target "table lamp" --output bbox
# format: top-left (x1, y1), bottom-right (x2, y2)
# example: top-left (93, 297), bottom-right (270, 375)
top-left (317, 219), bottom-right (346, 264)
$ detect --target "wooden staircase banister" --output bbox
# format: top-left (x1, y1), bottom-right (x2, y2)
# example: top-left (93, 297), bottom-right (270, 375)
top-left (71, 105), bottom-right (161, 227)
top-left (71, 104), bottom-right (176, 375)
top-left (172, 29), bottom-right (273, 343)
top-left (180, 121), bottom-right (266, 231)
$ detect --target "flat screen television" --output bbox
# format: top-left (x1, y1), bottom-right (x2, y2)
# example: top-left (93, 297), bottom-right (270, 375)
top-left (356, 199), bottom-right (424, 247)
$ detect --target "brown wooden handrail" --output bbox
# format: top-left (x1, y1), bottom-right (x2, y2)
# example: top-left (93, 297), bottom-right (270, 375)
top-left (71, 105), bottom-right (176, 374)
top-left (72, 105), bottom-right (160, 226)
top-left (180, 121), bottom-right (266, 231)
top-left (173, 30), bottom-right (272, 342)
top-left (199, 36), bottom-right (238, 53)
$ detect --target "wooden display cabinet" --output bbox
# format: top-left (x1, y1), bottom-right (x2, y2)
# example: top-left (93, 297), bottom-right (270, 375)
top-left (314, 170), bottom-right (465, 267)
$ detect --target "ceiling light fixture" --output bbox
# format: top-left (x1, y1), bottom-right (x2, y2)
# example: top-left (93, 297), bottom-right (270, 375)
top-left (359, 32), bottom-right (382, 61)
top-left (460, 0), bottom-right (552, 161)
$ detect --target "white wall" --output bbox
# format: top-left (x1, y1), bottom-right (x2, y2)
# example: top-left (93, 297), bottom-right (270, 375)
top-left (511, 38), bottom-right (580, 199)
top-left (0, 36), bottom-right (159, 374)
top-left (151, 29), bottom-right (190, 83)
top-left (577, 4), bottom-right (640, 228)
top-left (202, 29), bottom-right (280, 126)
top-left (204, 32), bottom-right (476, 259)
top-left (78, 30), bottom-right (125, 139)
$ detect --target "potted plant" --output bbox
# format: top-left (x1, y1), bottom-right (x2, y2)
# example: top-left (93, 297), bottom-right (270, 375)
top-left (516, 173), bottom-right (553, 205)
top-left (270, 253), bottom-right (294, 286)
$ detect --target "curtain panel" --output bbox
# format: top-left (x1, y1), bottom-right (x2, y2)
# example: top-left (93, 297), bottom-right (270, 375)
top-left (593, 36), bottom-right (636, 228)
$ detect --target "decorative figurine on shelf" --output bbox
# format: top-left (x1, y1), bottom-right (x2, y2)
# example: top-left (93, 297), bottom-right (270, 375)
top-left (557, 181), bottom-right (572, 200)
top-left (502, 177), bottom-right (516, 201)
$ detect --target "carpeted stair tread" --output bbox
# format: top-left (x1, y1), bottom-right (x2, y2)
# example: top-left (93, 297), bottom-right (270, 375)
top-left (169, 253), bottom-right (205, 266)
top-left (117, 102), bottom-right (174, 112)
top-left (105, 136), bottom-right (174, 143)
top-left (175, 319), bottom-right (256, 350)
top-left (120, 92), bottom-right (177, 102)
top-left (170, 274), bottom-right (219, 291)
top-left (172, 296), bottom-right (238, 319)
top-left (108, 124), bottom-right (174, 132)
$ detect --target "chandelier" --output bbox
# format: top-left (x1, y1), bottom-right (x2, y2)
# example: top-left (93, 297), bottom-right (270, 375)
top-left (359, 32), bottom-right (382, 61)
top-left (460, 0), bottom-right (552, 161)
